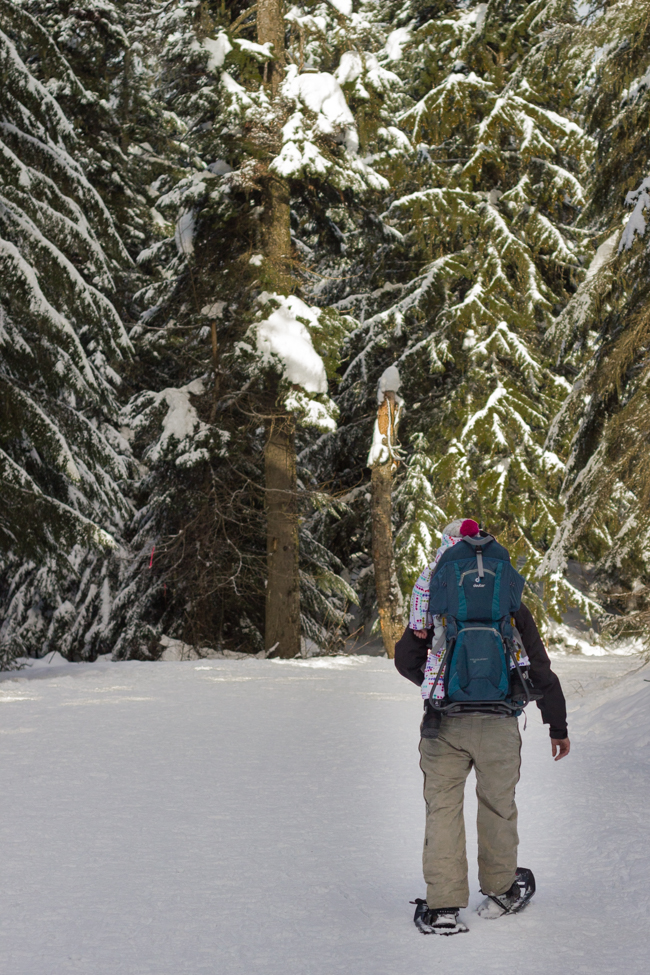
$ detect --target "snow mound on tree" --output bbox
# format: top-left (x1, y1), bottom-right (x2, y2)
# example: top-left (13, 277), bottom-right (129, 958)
top-left (384, 27), bottom-right (411, 61)
top-left (254, 294), bottom-right (328, 393)
top-left (127, 379), bottom-right (212, 467)
top-left (367, 365), bottom-right (403, 466)
top-left (175, 210), bottom-right (195, 255)
top-left (281, 64), bottom-right (357, 154)
top-left (377, 364), bottom-right (401, 403)
top-left (199, 33), bottom-right (232, 71)
top-left (336, 51), bottom-right (363, 84)
top-left (619, 176), bottom-right (650, 251)
top-left (284, 68), bottom-right (354, 128)
top-left (271, 66), bottom-right (389, 190)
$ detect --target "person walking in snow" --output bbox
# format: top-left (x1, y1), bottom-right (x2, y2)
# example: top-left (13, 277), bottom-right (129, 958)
top-left (395, 518), bottom-right (570, 935)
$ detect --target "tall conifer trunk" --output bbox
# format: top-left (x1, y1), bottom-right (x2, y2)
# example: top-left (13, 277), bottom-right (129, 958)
top-left (258, 0), bottom-right (286, 96)
top-left (264, 414), bottom-right (300, 656)
top-left (257, 0), bottom-right (300, 657)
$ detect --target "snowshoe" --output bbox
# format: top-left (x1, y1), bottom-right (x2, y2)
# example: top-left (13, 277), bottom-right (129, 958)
top-left (411, 899), bottom-right (469, 935)
top-left (477, 867), bottom-right (536, 919)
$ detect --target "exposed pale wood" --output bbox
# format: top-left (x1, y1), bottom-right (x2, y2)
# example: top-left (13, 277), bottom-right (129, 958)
top-left (369, 391), bottom-right (404, 658)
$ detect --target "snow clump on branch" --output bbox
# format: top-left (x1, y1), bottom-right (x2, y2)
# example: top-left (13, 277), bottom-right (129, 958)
top-left (271, 65), bottom-right (389, 191)
top-left (619, 177), bottom-right (650, 252)
top-left (199, 32), bottom-right (232, 71)
top-left (125, 379), bottom-right (218, 469)
top-left (245, 294), bottom-right (339, 432)
top-left (253, 294), bottom-right (328, 393)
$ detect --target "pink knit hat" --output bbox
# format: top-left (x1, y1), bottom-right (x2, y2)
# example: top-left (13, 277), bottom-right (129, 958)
top-left (442, 518), bottom-right (480, 537)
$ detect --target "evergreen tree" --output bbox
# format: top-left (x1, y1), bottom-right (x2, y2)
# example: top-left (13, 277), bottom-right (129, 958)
top-left (100, 0), bottom-right (400, 657)
top-left (539, 0), bottom-right (650, 626)
top-left (299, 0), bottom-right (596, 625)
top-left (0, 0), bottom-right (140, 659)
top-left (0, 1), bottom-right (181, 663)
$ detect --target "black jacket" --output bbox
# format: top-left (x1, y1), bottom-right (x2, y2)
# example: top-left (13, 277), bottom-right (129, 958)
top-left (394, 601), bottom-right (568, 739)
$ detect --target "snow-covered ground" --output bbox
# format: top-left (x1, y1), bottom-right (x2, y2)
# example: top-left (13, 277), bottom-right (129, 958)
top-left (0, 650), bottom-right (648, 974)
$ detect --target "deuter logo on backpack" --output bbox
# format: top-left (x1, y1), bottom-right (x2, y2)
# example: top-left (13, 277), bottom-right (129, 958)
top-left (425, 530), bottom-right (538, 716)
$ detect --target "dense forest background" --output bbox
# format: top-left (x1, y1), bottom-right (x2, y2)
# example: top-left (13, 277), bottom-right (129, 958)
top-left (2, 0), bottom-right (650, 664)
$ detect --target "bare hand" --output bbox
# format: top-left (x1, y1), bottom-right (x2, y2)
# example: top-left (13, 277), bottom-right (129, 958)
top-left (551, 737), bottom-right (570, 761)
top-left (413, 629), bottom-right (428, 639)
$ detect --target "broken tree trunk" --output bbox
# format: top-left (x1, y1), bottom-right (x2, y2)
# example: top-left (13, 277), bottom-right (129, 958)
top-left (368, 375), bottom-right (405, 659)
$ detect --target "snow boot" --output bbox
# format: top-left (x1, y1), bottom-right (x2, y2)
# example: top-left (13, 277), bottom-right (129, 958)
top-left (477, 867), bottom-right (536, 918)
top-left (411, 899), bottom-right (469, 935)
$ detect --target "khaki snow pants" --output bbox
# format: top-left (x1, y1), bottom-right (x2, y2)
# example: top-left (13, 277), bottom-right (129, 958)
top-left (419, 715), bottom-right (521, 909)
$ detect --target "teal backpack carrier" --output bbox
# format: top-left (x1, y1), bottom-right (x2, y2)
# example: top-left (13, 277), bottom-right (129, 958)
top-left (427, 531), bottom-right (538, 716)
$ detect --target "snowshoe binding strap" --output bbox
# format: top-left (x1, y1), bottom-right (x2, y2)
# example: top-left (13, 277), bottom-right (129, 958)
top-left (411, 899), bottom-right (469, 936)
top-left (478, 868), bottom-right (536, 918)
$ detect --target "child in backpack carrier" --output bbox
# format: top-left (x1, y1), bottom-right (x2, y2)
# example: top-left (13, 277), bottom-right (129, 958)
top-left (409, 518), bottom-right (480, 639)
top-left (409, 518), bottom-right (532, 733)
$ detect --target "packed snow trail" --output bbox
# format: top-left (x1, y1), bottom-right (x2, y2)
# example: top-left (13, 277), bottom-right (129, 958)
top-left (0, 652), bottom-right (648, 974)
